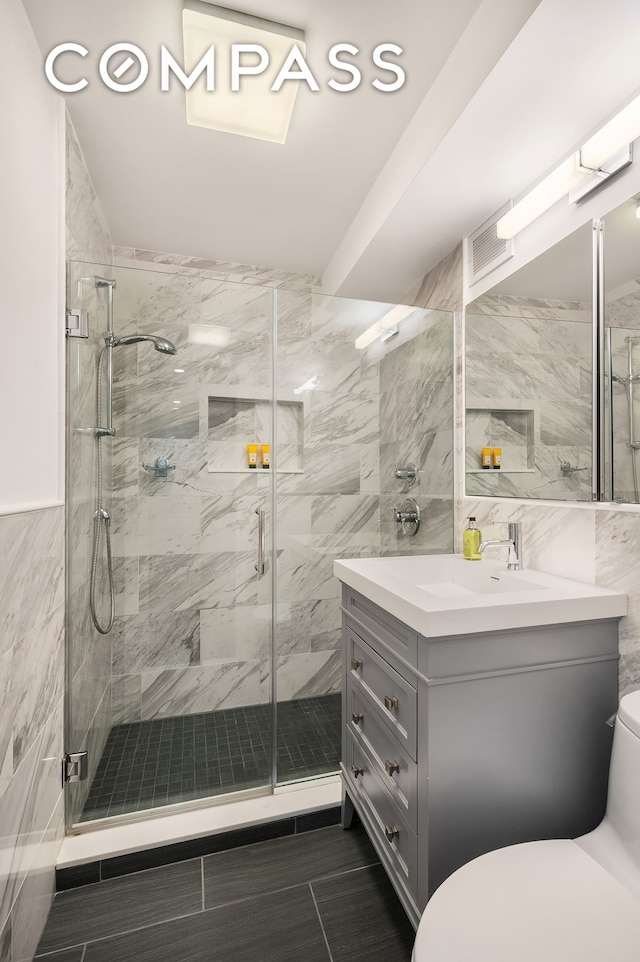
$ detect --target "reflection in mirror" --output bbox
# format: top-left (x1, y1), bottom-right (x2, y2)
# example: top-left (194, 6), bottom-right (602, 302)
top-left (603, 197), bottom-right (640, 503)
top-left (466, 223), bottom-right (593, 501)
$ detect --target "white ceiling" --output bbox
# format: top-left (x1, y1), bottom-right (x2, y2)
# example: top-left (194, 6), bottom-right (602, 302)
top-left (21, 0), bottom-right (640, 302)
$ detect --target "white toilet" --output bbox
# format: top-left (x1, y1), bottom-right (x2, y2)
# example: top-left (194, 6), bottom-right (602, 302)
top-left (412, 690), bottom-right (640, 962)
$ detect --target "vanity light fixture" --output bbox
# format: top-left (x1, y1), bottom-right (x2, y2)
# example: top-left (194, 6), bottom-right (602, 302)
top-left (354, 304), bottom-right (415, 350)
top-left (380, 327), bottom-right (399, 342)
top-left (293, 375), bottom-right (319, 395)
top-left (497, 91), bottom-right (640, 240)
top-left (496, 157), bottom-right (587, 240)
top-left (182, 0), bottom-right (305, 143)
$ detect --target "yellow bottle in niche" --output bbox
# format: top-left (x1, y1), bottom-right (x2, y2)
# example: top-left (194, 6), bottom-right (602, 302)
top-left (463, 517), bottom-right (482, 561)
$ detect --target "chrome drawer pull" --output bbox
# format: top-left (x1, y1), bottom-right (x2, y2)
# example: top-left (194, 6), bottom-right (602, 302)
top-left (384, 760), bottom-right (400, 777)
top-left (384, 695), bottom-right (399, 711)
top-left (350, 765), bottom-right (364, 779)
top-left (351, 658), bottom-right (362, 671)
top-left (352, 712), bottom-right (364, 725)
top-left (384, 825), bottom-right (399, 842)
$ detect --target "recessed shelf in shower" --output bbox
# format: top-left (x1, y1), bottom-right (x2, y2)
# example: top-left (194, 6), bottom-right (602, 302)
top-left (466, 403), bottom-right (536, 473)
top-left (207, 393), bottom-right (304, 473)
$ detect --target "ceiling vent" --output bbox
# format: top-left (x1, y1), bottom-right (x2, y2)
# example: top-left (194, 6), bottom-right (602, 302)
top-left (468, 203), bottom-right (514, 282)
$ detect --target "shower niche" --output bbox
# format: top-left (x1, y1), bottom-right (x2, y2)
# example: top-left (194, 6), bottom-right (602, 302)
top-left (465, 404), bottom-right (535, 475)
top-left (207, 393), bottom-right (304, 474)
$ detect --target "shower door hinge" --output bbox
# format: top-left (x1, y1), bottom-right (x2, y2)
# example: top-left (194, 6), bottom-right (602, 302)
top-left (63, 751), bottom-right (88, 784)
top-left (66, 308), bottom-right (89, 339)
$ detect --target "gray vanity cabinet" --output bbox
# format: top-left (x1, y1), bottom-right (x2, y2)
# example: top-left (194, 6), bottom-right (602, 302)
top-left (340, 584), bottom-right (620, 928)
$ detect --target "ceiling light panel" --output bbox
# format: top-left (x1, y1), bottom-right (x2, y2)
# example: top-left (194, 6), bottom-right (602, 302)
top-left (182, 1), bottom-right (305, 143)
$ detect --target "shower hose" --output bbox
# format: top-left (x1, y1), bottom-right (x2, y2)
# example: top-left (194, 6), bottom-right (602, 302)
top-left (89, 345), bottom-right (115, 634)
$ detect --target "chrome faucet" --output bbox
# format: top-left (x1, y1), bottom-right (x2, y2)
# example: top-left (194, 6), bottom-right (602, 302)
top-left (478, 521), bottom-right (523, 570)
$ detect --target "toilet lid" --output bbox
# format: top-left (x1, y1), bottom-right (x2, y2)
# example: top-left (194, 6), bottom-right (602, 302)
top-left (413, 839), bottom-right (640, 962)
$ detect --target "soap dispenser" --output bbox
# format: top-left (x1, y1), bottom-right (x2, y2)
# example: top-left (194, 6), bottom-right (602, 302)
top-left (463, 517), bottom-right (482, 561)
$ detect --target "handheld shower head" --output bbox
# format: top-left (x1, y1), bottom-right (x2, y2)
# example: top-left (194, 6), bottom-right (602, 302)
top-left (110, 334), bottom-right (178, 355)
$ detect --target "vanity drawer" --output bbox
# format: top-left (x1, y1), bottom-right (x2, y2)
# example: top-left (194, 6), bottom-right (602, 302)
top-left (346, 686), bottom-right (417, 830)
top-left (347, 627), bottom-right (417, 758)
top-left (346, 731), bottom-right (418, 898)
top-left (343, 586), bottom-right (418, 676)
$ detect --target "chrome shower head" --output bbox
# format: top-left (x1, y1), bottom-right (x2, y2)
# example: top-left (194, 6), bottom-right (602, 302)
top-left (111, 333), bottom-right (178, 355)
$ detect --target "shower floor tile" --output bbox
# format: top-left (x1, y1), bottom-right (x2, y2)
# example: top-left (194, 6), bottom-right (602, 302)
top-left (80, 694), bottom-right (341, 822)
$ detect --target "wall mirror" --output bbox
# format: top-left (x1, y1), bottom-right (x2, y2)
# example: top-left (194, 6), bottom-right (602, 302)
top-left (466, 192), bottom-right (640, 504)
top-left (465, 223), bottom-right (594, 501)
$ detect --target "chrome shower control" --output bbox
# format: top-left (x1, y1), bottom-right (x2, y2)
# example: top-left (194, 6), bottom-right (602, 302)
top-left (393, 498), bottom-right (420, 536)
top-left (142, 457), bottom-right (176, 478)
top-left (394, 463), bottom-right (417, 485)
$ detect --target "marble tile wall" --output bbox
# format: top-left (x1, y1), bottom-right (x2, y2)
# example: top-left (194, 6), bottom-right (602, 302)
top-left (108, 264), bottom-right (455, 723)
top-left (403, 244), bottom-right (463, 313)
top-left (0, 508), bottom-right (65, 962)
top-left (113, 246), bottom-right (320, 293)
top-left (378, 310), bottom-right (454, 556)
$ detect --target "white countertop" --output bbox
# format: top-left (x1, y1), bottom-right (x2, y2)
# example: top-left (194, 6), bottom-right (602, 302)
top-left (334, 554), bottom-right (628, 637)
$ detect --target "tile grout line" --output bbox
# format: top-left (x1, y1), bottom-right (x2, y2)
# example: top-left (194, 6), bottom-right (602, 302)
top-left (309, 880), bottom-right (335, 962)
top-left (80, 944), bottom-right (88, 961)
top-left (34, 944), bottom-right (85, 959)
top-left (42, 863), bottom-right (381, 957)
top-left (201, 856), bottom-right (205, 912)
top-left (39, 905), bottom-right (208, 955)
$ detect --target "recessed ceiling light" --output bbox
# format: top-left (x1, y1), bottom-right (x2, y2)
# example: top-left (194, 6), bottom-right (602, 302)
top-left (182, 1), bottom-right (305, 143)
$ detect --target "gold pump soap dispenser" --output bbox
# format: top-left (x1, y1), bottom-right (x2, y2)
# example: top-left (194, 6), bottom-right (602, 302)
top-left (463, 517), bottom-right (482, 561)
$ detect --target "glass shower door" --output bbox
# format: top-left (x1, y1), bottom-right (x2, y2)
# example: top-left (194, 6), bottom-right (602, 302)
top-left (273, 290), bottom-right (455, 785)
top-left (66, 262), bottom-right (275, 826)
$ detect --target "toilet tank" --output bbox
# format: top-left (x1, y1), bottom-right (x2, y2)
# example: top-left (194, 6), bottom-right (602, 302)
top-left (605, 690), bottom-right (640, 866)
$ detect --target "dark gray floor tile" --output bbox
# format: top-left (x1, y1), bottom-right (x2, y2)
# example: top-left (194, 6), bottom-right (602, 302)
top-left (35, 948), bottom-right (85, 961)
top-left (313, 863), bottom-right (415, 962)
top-left (83, 884), bottom-right (330, 962)
top-left (37, 859), bottom-right (202, 954)
top-left (203, 823), bottom-right (379, 909)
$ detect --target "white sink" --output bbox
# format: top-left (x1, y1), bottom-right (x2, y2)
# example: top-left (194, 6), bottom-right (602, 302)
top-left (333, 554), bottom-right (627, 637)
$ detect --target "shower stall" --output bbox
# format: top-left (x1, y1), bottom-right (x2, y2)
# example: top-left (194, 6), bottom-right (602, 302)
top-left (65, 258), bottom-right (454, 831)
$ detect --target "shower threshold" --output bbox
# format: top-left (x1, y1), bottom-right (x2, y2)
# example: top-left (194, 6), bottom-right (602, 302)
top-left (80, 694), bottom-right (341, 822)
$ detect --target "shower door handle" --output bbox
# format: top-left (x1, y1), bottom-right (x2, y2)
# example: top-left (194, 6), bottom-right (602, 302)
top-left (255, 508), bottom-right (265, 575)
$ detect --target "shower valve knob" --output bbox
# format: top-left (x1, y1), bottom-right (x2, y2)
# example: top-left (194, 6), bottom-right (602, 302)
top-left (142, 457), bottom-right (176, 478)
